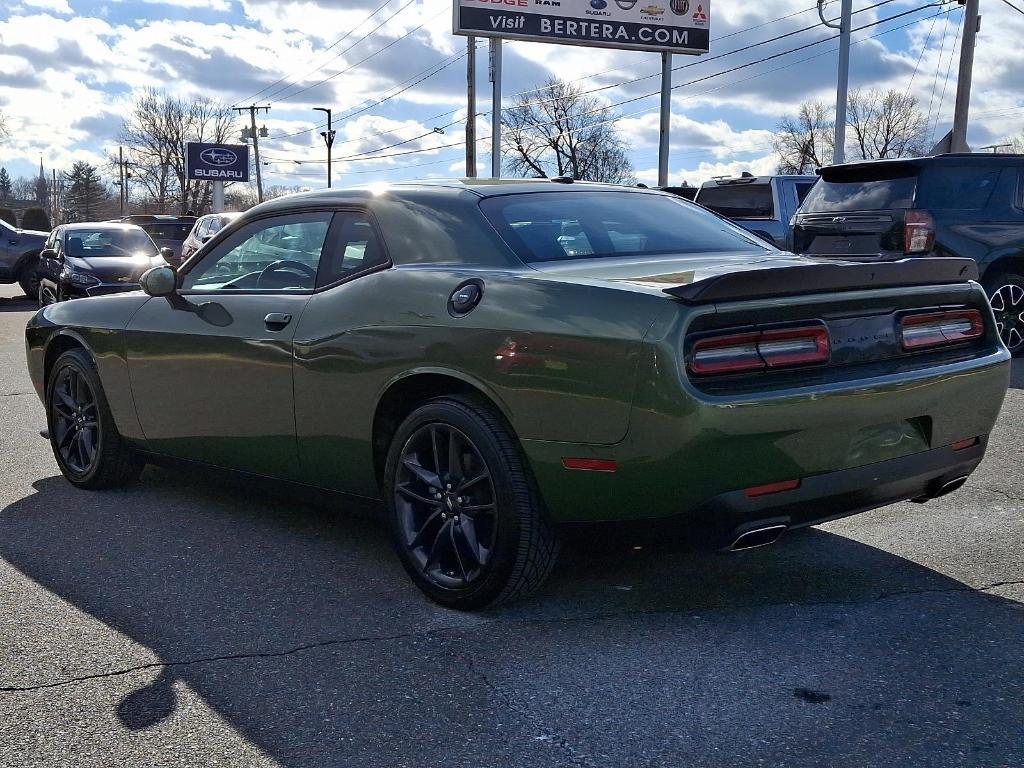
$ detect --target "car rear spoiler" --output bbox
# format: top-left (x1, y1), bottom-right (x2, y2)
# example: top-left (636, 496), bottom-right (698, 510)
top-left (663, 258), bottom-right (979, 304)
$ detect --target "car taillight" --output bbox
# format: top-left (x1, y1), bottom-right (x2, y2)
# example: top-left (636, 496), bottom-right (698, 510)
top-left (689, 325), bottom-right (829, 375)
top-left (904, 209), bottom-right (935, 254)
top-left (899, 309), bottom-right (984, 350)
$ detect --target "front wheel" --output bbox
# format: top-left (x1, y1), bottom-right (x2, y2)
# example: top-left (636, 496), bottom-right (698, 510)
top-left (984, 272), bottom-right (1024, 356)
top-left (18, 260), bottom-right (41, 300)
top-left (384, 396), bottom-right (559, 610)
top-left (46, 348), bottom-right (144, 489)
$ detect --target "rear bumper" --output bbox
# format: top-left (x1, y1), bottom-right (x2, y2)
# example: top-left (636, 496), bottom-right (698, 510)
top-left (678, 437), bottom-right (986, 546)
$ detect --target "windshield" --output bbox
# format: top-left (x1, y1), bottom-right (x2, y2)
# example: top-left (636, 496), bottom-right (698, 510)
top-left (139, 222), bottom-right (194, 241)
top-left (696, 183), bottom-right (775, 218)
top-left (65, 229), bottom-right (157, 257)
top-left (802, 167), bottom-right (918, 212)
top-left (480, 191), bottom-right (769, 264)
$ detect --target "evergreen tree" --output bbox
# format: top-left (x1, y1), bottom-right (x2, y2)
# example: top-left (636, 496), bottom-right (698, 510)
top-left (0, 168), bottom-right (12, 202)
top-left (63, 162), bottom-right (111, 222)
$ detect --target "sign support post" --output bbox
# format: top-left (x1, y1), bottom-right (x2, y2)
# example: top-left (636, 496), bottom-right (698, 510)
top-left (466, 36), bottom-right (477, 178)
top-left (212, 180), bottom-right (224, 213)
top-left (489, 38), bottom-right (502, 179)
top-left (658, 52), bottom-right (672, 187)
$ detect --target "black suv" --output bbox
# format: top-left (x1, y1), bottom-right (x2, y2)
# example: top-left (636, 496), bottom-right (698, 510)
top-left (793, 154), bottom-right (1024, 353)
top-left (119, 214), bottom-right (197, 262)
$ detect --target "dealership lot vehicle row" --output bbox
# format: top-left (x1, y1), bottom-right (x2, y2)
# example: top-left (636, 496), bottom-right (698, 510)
top-left (1, 284), bottom-right (1021, 766)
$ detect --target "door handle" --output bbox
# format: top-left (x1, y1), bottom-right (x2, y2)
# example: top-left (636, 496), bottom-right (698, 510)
top-left (264, 312), bottom-right (292, 330)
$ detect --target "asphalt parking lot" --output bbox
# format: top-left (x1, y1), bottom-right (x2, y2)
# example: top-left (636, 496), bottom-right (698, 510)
top-left (0, 284), bottom-right (1021, 768)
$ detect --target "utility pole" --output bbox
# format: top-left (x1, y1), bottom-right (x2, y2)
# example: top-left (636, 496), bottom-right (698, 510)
top-left (819, 0), bottom-right (852, 164)
top-left (466, 36), bottom-right (477, 178)
top-left (51, 169), bottom-right (58, 225)
top-left (235, 105), bottom-right (269, 202)
top-left (489, 38), bottom-right (502, 178)
top-left (950, 0), bottom-right (980, 153)
top-left (657, 52), bottom-right (672, 187)
top-left (314, 107), bottom-right (336, 188)
top-left (118, 146), bottom-right (125, 217)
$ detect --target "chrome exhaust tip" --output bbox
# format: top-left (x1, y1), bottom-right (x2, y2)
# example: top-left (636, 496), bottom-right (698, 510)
top-left (911, 475), bottom-right (970, 503)
top-left (728, 524), bottom-right (788, 552)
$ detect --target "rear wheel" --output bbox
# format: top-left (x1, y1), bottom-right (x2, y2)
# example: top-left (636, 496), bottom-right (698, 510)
top-left (46, 348), bottom-right (144, 489)
top-left (17, 260), bottom-right (41, 300)
top-left (984, 272), bottom-right (1024, 355)
top-left (384, 396), bottom-right (559, 610)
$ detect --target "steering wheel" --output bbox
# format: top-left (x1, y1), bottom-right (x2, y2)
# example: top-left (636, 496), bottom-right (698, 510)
top-left (256, 259), bottom-right (317, 288)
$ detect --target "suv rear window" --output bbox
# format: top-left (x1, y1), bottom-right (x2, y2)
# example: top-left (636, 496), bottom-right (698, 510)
top-left (917, 166), bottom-right (1001, 209)
top-left (480, 191), bottom-right (767, 264)
top-left (696, 184), bottom-right (774, 218)
top-left (140, 222), bottom-right (194, 241)
top-left (802, 166), bottom-right (918, 212)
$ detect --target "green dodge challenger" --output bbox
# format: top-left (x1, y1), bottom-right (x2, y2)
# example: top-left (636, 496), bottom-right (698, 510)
top-left (25, 180), bottom-right (1011, 609)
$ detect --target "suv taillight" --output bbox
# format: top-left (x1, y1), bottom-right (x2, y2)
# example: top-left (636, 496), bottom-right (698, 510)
top-left (899, 309), bottom-right (984, 350)
top-left (689, 325), bottom-right (829, 375)
top-left (904, 209), bottom-right (935, 254)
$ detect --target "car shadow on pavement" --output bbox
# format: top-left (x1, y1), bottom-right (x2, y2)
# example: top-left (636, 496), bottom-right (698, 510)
top-left (0, 295), bottom-right (33, 312)
top-left (0, 469), bottom-right (1021, 767)
top-left (1009, 358), bottom-right (1024, 389)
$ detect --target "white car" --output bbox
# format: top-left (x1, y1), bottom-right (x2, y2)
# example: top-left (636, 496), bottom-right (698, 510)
top-left (180, 212), bottom-right (242, 262)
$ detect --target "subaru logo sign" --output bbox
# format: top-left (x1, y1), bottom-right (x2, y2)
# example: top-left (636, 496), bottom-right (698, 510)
top-left (186, 142), bottom-right (250, 182)
top-left (200, 147), bottom-right (238, 167)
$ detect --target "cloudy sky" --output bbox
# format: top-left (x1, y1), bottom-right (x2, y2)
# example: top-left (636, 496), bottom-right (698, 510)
top-left (1, 0), bottom-right (1022, 192)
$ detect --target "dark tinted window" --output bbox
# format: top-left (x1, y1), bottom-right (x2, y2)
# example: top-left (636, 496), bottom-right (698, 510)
top-left (140, 221), bottom-right (194, 241)
top-left (317, 212), bottom-right (386, 287)
top-left (64, 228), bottom-right (157, 257)
top-left (802, 166), bottom-right (917, 212)
top-left (795, 182), bottom-right (815, 203)
top-left (480, 191), bottom-right (768, 264)
top-left (696, 184), bottom-right (774, 218)
top-left (918, 166), bottom-right (1001, 209)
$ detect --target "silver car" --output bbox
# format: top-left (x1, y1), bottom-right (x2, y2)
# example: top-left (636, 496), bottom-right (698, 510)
top-left (181, 212), bottom-right (242, 263)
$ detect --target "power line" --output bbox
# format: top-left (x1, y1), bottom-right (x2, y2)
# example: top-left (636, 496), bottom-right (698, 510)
top-left (265, 2), bottom-right (954, 168)
top-left (904, 10), bottom-right (941, 96)
top-left (998, 0), bottom-right (1024, 15)
top-left (234, 0), bottom-right (395, 106)
top-left (931, 8), bottom-right (964, 142)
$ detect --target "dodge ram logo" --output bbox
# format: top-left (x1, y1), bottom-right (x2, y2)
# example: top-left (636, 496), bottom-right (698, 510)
top-left (200, 148), bottom-right (238, 167)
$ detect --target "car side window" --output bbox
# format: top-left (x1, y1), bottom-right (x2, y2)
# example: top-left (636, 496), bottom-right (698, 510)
top-left (316, 211), bottom-right (387, 288)
top-left (795, 182), bottom-right (815, 204)
top-left (44, 229), bottom-right (59, 251)
top-left (1015, 172), bottom-right (1024, 211)
top-left (181, 212), bottom-right (333, 292)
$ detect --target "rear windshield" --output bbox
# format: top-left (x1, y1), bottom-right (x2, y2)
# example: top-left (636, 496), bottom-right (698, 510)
top-left (917, 166), bottom-right (1001, 209)
top-left (696, 183), bottom-right (774, 218)
top-left (139, 222), bottom-right (194, 241)
top-left (802, 166), bottom-right (918, 212)
top-left (479, 191), bottom-right (769, 264)
top-left (66, 229), bottom-right (157, 257)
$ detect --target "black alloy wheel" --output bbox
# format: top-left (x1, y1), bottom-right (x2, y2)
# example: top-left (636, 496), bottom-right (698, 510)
top-left (46, 349), bottom-right (144, 489)
top-left (18, 264), bottom-right (41, 300)
top-left (50, 364), bottom-right (100, 476)
top-left (985, 272), bottom-right (1024, 355)
top-left (395, 423), bottom-right (499, 589)
top-left (38, 281), bottom-right (58, 308)
top-left (385, 396), bottom-right (559, 610)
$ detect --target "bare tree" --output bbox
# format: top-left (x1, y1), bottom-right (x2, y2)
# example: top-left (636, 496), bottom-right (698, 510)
top-left (846, 88), bottom-right (929, 160)
top-left (502, 78), bottom-right (636, 184)
top-left (118, 89), bottom-right (236, 214)
top-left (772, 100), bottom-right (834, 174)
top-left (0, 110), bottom-right (9, 142)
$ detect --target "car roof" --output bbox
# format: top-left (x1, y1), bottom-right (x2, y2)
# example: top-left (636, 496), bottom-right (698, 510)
top-left (820, 153), bottom-right (1024, 174)
top-left (62, 222), bottom-right (145, 232)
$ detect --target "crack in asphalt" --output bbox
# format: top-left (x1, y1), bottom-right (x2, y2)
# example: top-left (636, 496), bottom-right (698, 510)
top-left (973, 486), bottom-right (1024, 503)
top-left (455, 646), bottom-right (595, 767)
top-left (0, 392), bottom-right (33, 397)
top-left (1, 578), bottom-right (1021, 696)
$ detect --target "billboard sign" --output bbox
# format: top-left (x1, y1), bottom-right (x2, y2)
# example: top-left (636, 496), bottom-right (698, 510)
top-left (185, 142), bottom-right (250, 182)
top-left (453, 0), bottom-right (709, 55)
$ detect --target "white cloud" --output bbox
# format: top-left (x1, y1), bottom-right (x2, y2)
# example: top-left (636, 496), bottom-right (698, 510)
top-left (22, 0), bottom-right (71, 13)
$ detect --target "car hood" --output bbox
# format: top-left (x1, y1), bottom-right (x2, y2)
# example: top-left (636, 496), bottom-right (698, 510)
top-left (527, 251), bottom-right (832, 295)
top-left (19, 228), bottom-right (49, 237)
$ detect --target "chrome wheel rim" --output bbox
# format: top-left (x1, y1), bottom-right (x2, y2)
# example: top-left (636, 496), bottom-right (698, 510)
top-left (395, 423), bottom-right (498, 589)
top-left (50, 366), bottom-right (99, 475)
top-left (990, 283), bottom-right (1024, 351)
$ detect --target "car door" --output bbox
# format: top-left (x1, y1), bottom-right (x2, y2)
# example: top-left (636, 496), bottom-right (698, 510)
top-left (125, 210), bottom-right (336, 479)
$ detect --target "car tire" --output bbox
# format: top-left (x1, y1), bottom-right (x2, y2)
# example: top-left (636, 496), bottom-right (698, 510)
top-left (17, 259), bottom-right (41, 300)
top-left (46, 348), bottom-right (145, 489)
top-left (384, 395), bottom-right (560, 610)
top-left (983, 271), bottom-right (1024, 356)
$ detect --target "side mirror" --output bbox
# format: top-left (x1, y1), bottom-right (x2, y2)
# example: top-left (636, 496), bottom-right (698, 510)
top-left (139, 266), bottom-right (178, 297)
top-left (160, 247), bottom-right (182, 267)
top-left (40, 248), bottom-right (57, 260)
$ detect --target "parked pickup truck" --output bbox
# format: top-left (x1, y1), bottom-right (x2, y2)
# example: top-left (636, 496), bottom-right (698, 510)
top-left (792, 154), bottom-right (1024, 355)
top-left (694, 173), bottom-right (817, 250)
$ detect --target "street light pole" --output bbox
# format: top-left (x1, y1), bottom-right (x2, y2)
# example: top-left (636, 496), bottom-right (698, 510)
top-left (314, 107), bottom-right (336, 188)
